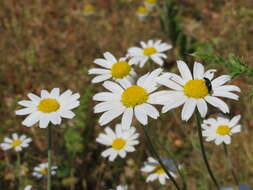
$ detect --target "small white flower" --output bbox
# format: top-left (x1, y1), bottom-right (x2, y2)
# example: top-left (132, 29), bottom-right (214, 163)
top-left (141, 157), bottom-right (177, 185)
top-left (144, 0), bottom-right (157, 11)
top-left (96, 124), bottom-right (139, 161)
top-left (156, 61), bottom-right (241, 121)
top-left (16, 88), bottom-right (80, 128)
top-left (88, 52), bottom-right (136, 83)
top-left (202, 114), bottom-right (242, 145)
top-left (93, 68), bottom-right (163, 129)
top-left (32, 162), bottom-right (57, 179)
top-left (83, 4), bottom-right (94, 16)
top-left (128, 40), bottom-right (172, 67)
top-left (24, 185), bottom-right (32, 190)
top-left (136, 6), bottom-right (149, 21)
top-left (110, 185), bottom-right (128, 190)
top-left (0, 133), bottom-right (32, 152)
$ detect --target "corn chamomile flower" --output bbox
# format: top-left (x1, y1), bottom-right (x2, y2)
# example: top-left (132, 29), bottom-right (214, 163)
top-left (144, 0), bottom-right (157, 11)
top-left (96, 124), bottom-right (139, 161)
top-left (156, 61), bottom-right (241, 121)
top-left (110, 185), bottom-right (128, 190)
top-left (16, 88), bottom-right (80, 128)
top-left (0, 133), bottom-right (32, 152)
top-left (128, 40), bottom-right (172, 67)
top-left (141, 157), bottom-right (177, 185)
top-left (202, 114), bottom-right (242, 145)
top-left (93, 68), bottom-right (163, 129)
top-left (88, 52), bottom-right (136, 83)
top-left (83, 4), bottom-right (94, 16)
top-left (136, 6), bottom-right (148, 21)
top-left (33, 162), bottom-right (57, 179)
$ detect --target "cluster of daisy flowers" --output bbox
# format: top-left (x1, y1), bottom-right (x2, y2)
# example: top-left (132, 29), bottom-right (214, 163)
top-left (136, 0), bottom-right (157, 20)
top-left (89, 37), bottom-right (243, 187)
top-left (0, 88), bottom-right (81, 189)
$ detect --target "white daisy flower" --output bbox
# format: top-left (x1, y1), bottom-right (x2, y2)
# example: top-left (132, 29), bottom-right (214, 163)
top-left (110, 185), bottom-right (128, 190)
top-left (128, 40), bottom-right (172, 67)
top-left (96, 124), bottom-right (139, 161)
top-left (202, 114), bottom-right (242, 145)
top-left (0, 133), bottom-right (32, 152)
top-left (156, 61), bottom-right (241, 121)
top-left (24, 185), bottom-right (33, 190)
top-left (32, 162), bottom-right (57, 179)
top-left (141, 157), bottom-right (177, 185)
top-left (83, 4), bottom-right (94, 16)
top-left (93, 68), bottom-right (163, 129)
top-left (15, 88), bottom-right (80, 128)
top-left (136, 6), bottom-right (149, 21)
top-left (144, 0), bottom-right (157, 11)
top-left (88, 52), bottom-right (136, 83)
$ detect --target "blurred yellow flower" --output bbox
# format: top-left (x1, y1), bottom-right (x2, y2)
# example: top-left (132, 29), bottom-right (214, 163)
top-left (137, 6), bottom-right (148, 20)
top-left (83, 4), bottom-right (94, 16)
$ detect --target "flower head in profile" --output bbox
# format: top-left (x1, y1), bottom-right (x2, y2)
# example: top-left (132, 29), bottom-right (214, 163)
top-left (144, 0), bottom-right (157, 11)
top-left (110, 185), bottom-right (128, 190)
top-left (136, 6), bottom-right (148, 21)
top-left (96, 124), bottom-right (139, 161)
top-left (141, 157), bottom-right (177, 185)
top-left (202, 114), bottom-right (242, 145)
top-left (93, 68), bottom-right (163, 129)
top-left (16, 88), bottom-right (80, 128)
top-left (156, 61), bottom-right (241, 121)
top-left (83, 4), bottom-right (94, 16)
top-left (128, 40), bottom-right (172, 67)
top-left (0, 133), bottom-right (32, 152)
top-left (33, 162), bottom-right (57, 179)
top-left (88, 52), bottom-right (136, 83)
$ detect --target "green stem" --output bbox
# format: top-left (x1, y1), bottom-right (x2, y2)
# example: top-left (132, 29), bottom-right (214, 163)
top-left (195, 112), bottom-right (220, 190)
top-left (223, 143), bottom-right (239, 186)
top-left (17, 152), bottom-right (22, 190)
top-left (142, 126), bottom-right (181, 190)
top-left (47, 125), bottom-right (53, 190)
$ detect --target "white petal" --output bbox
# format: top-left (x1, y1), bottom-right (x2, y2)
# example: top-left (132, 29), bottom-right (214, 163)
top-left (204, 96), bottom-right (229, 113)
top-left (229, 115), bottom-right (241, 126)
top-left (91, 74), bottom-right (111, 83)
top-left (88, 68), bottom-right (110, 75)
top-left (141, 103), bottom-right (159, 119)
top-left (177, 60), bottom-right (192, 81)
top-left (103, 81), bottom-right (124, 94)
top-left (197, 99), bottom-right (208, 118)
top-left (39, 118), bottom-right (50, 128)
top-left (94, 58), bottom-right (111, 68)
top-left (181, 98), bottom-right (197, 121)
top-left (60, 110), bottom-right (75, 119)
top-left (103, 52), bottom-right (117, 63)
top-left (22, 112), bottom-right (41, 127)
top-left (50, 88), bottom-right (60, 97)
top-left (15, 108), bottom-right (34, 115)
top-left (211, 75), bottom-right (231, 87)
top-left (212, 91), bottom-right (239, 100)
top-left (98, 108), bottom-right (124, 126)
top-left (121, 108), bottom-right (133, 130)
top-left (134, 105), bottom-right (148, 125)
top-left (193, 62), bottom-right (204, 79)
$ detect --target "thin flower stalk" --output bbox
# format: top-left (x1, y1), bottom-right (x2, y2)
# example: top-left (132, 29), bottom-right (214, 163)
top-left (196, 111), bottom-right (220, 190)
top-left (142, 126), bottom-right (181, 190)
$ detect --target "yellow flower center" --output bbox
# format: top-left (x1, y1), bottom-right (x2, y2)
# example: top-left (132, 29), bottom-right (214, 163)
top-left (143, 47), bottom-right (157, 56)
top-left (137, 6), bottom-right (148, 14)
top-left (145, 0), bottom-right (157, 4)
top-left (40, 168), bottom-right (48, 175)
top-left (112, 138), bottom-right (126, 150)
top-left (121, 86), bottom-right (149, 107)
top-left (11, 140), bottom-right (22, 148)
top-left (154, 165), bottom-right (165, 174)
top-left (37, 98), bottom-right (60, 113)
top-left (183, 79), bottom-right (209, 99)
top-left (84, 4), bottom-right (94, 13)
top-left (216, 125), bottom-right (231, 136)
top-left (111, 61), bottom-right (131, 79)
